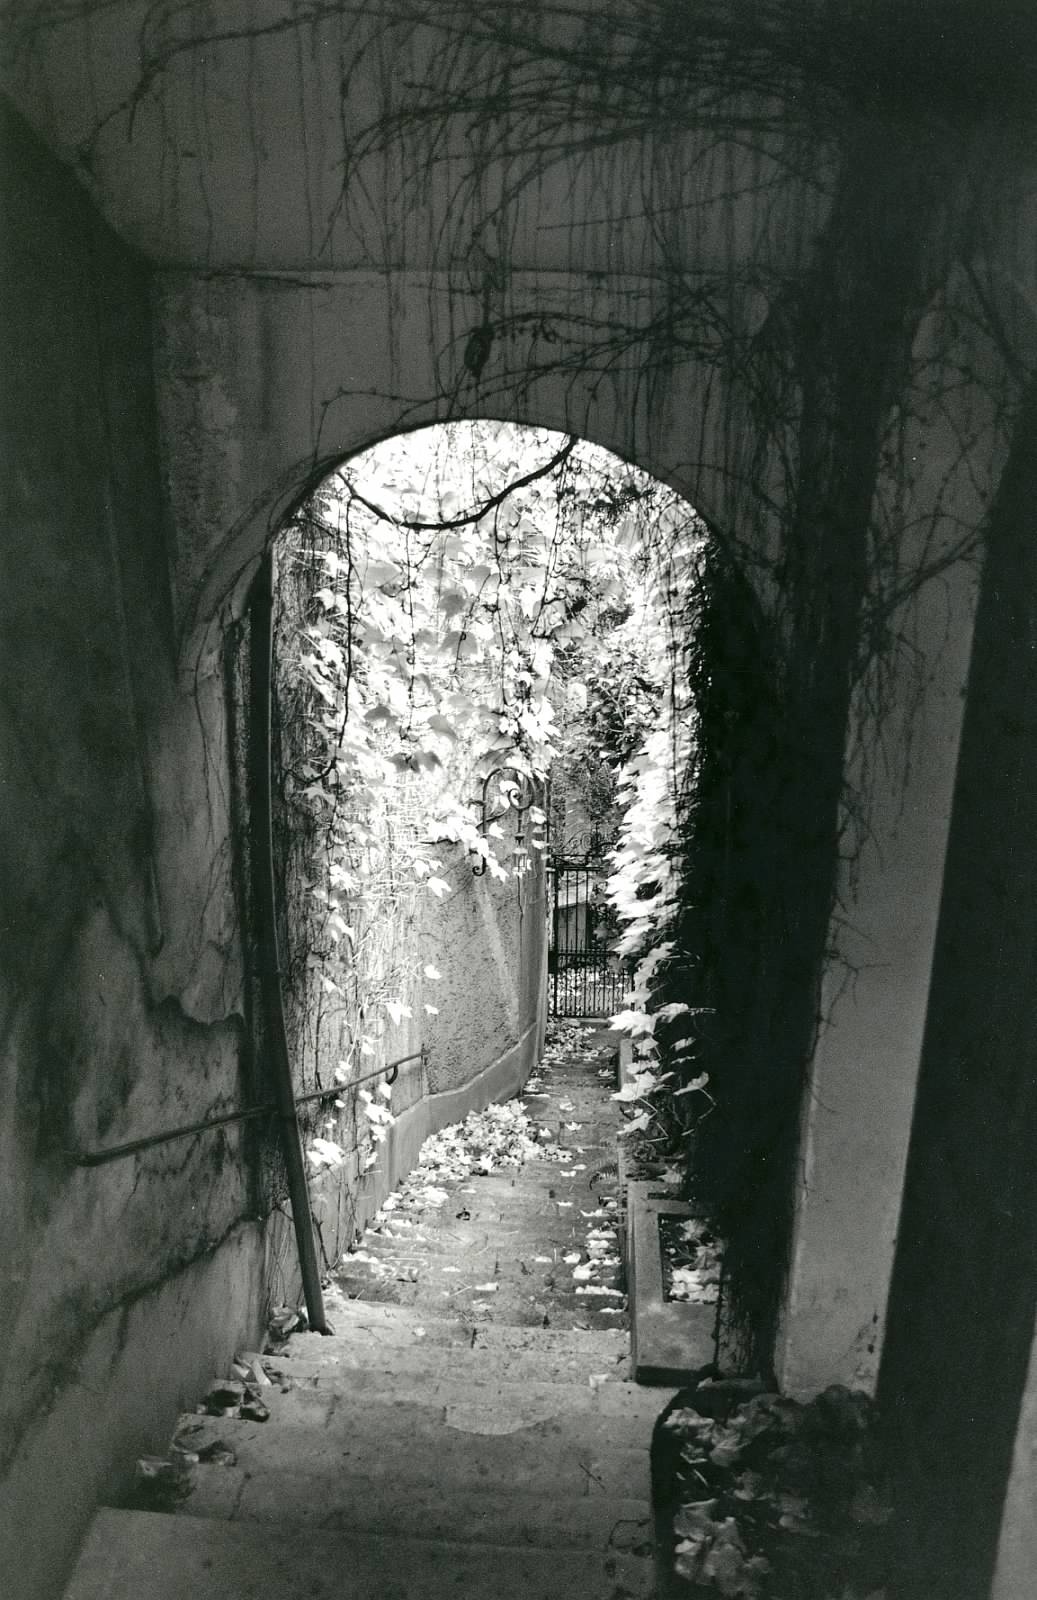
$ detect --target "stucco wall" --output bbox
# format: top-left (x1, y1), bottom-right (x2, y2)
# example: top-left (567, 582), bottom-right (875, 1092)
top-left (0, 105), bottom-right (274, 1600)
top-left (421, 843), bottom-right (547, 1099)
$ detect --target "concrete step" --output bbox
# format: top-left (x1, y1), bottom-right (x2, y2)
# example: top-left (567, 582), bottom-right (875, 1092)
top-left (210, 1380), bottom-right (663, 1445)
top-left (262, 1363), bottom-right (673, 1422)
top-left (179, 1465), bottom-right (654, 1553)
top-left (173, 1405), bottom-right (652, 1499)
top-left (261, 1339), bottom-right (628, 1386)
top-left (287, 1320), bottom-right (628, 1358)
top-left (65, 1508), bottom-right (656, 1600)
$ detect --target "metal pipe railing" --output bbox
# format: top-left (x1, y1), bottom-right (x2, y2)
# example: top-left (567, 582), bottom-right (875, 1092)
top-left (250, 546), bottom-right (329, 1333)
top-left (70, 1048), bottom-right (427, 1169)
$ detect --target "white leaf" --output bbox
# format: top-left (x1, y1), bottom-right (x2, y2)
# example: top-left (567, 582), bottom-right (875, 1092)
top-left (674, 1073), bottom-right (711, 1096)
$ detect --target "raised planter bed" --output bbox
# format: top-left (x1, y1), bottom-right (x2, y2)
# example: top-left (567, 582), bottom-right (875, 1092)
top-left (612, 1038), bottom-right (718, 1384)
top-left (626, 1179), bottom-right (717, 1385)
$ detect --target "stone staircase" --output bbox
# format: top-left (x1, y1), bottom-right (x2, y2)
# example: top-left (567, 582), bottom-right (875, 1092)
top-left (63, 1299), bottom-right (663, 1599)
top-left (61, 1023), bottom-right (673, 1599)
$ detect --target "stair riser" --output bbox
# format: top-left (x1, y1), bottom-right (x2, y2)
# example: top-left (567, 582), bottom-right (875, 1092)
top-left (64, 1509), bottom-right (656, 1600)
top-left (178, 1468), bottom-right (653, 1553)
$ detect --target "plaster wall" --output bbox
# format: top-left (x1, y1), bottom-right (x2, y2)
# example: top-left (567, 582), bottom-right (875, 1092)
top-left (0, 2), bottom-right (834, 282)
top-left (875, 365), bottom-right (1037, 1599)
top-left (776, 285), bottom-right (1011, 1398)
top-left (0, 107), bottom-right (270, 1599)
top-left (777, 559), bottom-right (977, 1396)
top-left (150, 269), bottom-right (785, 653)
top-left (420, 841), bottom-right (547, 1099)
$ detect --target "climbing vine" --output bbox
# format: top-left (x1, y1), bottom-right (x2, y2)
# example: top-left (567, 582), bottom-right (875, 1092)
top-left (271, 422), bottom-right (698, 1185)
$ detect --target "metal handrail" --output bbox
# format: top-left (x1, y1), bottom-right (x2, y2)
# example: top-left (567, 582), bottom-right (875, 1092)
top-left (71, 1047), bottom-right (427, 1169)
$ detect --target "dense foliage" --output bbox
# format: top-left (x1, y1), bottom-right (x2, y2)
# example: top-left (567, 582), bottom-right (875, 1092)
top-left (272, 423), bottom-right (700, 1177)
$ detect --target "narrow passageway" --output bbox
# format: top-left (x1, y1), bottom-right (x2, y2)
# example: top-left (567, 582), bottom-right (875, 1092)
top-left (334, 1020), bottom-right (629, 1331)
top-left (63, 1024), bottom-right (670, 1600)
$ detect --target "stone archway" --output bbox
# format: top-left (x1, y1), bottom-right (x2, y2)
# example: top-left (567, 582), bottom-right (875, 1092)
top-left (154, 268), bottom-right (765, 669)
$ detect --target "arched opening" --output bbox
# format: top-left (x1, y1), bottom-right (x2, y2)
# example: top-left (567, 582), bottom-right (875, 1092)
top-left (233, 418), bottom-right (801, 1373)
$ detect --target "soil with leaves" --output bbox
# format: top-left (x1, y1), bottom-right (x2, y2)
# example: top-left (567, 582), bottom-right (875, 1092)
top-left (657, 1380), bottom-right (895, 1600)
top-left (661, 1214), bottom-right (722, 1306)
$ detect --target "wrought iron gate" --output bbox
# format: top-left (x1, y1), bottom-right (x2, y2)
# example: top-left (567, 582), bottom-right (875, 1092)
top-left (549, 853), bottom-right (624, 1018)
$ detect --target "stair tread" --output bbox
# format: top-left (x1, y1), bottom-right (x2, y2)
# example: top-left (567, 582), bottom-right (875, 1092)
top-left (173, 1409), bottom-right (650, 1498)
top-left (261, 1364), bottom-right (672, 1419)
top-left (179, 1465), bottom-right (653, 1551)
top-left (65, 1508), bottom-right (655, 1600)
top-left (289, 1320), bottom-right (628, 1354)
top-left (261, 1341), bottom-right (629, 1384)
top-left (184, 1386), bottom-right (656, 1447)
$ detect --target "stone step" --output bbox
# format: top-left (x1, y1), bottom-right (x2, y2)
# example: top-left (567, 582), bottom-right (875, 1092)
top-left (327, 1300), bottom-right (629, 1336)
top-left (179, 1464), bottom-right (654, 1553)
top-left (172, 1405), bottom-right (652, 1499)
top-left (263, 1339), bottom-right (628, 1386)
top-left (346, 1235), bottom-right (618, 1262)
top-left (211, 1380), bottom-right (663, 1445)
top-left (65, 1509), bottom-right (656, 1600)
top-left (328, 1291), bottom-right (628, 1332)
top-left (286, 1320), bottom-right (627, 1358)
top-left (262, 1363), bottom-right (673, 1422)
top-left (332, 1276), bottom-right (627, 1312)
